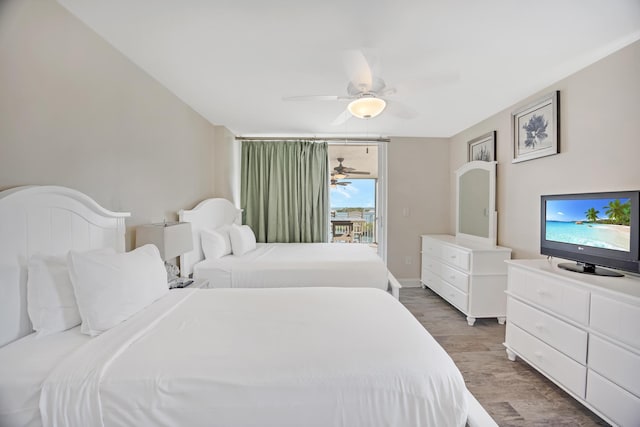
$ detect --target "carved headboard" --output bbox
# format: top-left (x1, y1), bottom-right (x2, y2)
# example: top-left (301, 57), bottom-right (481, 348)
top-left (0, 186), bottom-right (130, 347)
top-left (178, 198), bottom-right (241, 277)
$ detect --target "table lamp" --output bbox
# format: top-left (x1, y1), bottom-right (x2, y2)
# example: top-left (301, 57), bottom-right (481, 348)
top-left (136, 222), bottom-right (193, 287)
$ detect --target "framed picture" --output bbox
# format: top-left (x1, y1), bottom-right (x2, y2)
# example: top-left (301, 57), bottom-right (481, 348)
top-left (467, 131), bottom-right (496, 162)
top-left (512, 91), bottom-right (559, 163)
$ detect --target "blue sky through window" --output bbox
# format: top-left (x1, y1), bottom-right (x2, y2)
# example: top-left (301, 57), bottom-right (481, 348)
top-left (330, 179), bottom-right (375, 208)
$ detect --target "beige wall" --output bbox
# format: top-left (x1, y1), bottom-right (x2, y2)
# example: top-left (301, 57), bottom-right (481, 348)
top-left (0, 0), bottom-right (219, 249)
top-left (449, 40), bottom-right (640, 259)
top-left (212, 126), bottom-right (241, 206)
top-left (387, 137), bottom-right (450, 283)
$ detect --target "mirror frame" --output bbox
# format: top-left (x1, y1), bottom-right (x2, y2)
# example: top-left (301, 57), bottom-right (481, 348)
top-left (455, 160), bottom-right (497, 246)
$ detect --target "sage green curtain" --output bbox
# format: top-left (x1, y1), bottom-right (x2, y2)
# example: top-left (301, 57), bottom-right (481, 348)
top-left (241, 140), bottom-right (328, 243)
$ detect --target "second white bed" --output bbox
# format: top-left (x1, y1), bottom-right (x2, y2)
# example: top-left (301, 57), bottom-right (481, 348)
top-left (179, 198), bottom-right (389, 291)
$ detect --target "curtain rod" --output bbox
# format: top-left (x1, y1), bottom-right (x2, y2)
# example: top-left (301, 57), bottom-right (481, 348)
top-left (235, 136), bottom-right (390, 143)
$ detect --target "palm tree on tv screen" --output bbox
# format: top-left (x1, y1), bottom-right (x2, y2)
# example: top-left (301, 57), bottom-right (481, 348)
top-left (585, 207), bottom-right (599, 222)
top-left (603, 199), bottom-right (631, 225)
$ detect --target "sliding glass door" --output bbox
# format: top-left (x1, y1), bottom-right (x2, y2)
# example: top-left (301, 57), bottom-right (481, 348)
top-left (328, 141), bottom-right (387, 261)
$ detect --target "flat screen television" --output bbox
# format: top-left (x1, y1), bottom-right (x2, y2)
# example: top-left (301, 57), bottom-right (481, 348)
top-left (540, 191), bottom-right (640, 276)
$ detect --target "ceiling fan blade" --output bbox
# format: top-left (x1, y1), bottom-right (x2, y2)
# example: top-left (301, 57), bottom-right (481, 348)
top-left (404, 71), bottom-right (461, 89)
top-left (378, 86), bottom-right (397, 97)
top-left (330, 108), bottom-right (352, 126)
top-left (385, 99), bottom-right (418, 119)
top-left (343, 49), bottom-right (373, 92)
top-left (346, 171), bottom-right (370, 175)
top-left (282, 95), bottom-right (341, 101)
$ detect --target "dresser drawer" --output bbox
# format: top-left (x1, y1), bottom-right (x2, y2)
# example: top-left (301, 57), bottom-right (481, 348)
top-left (588, 335), bottom-right (640, 398)
top-left (421, 238), bottom-right (442, 259)
top-left (421, 255), bottom-right (441, 276)
top-left (507, 297), bottom-right (587, 364)
top-left (506, 323), bottom-right (586, 398)
top-left (441, 245), bottom-right (470, 271)
top-left (439, 263), bottom-right (469, 293)
top-left (507, 266), bottom-right (589, 325)
top-left (587, 370), bottom-right (640, 427)
top-left (439, 280), bottom-right (468, 312)
top-left (421, 268), bottom-right (440, 292)
top-left (590, 294), bottom-right (640, 351)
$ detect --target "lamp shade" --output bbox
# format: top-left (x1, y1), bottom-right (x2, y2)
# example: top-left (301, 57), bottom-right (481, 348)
top-left (347, 96), bottom-right (386, 119)
top-left (136, 222), bottom-right (193, 260)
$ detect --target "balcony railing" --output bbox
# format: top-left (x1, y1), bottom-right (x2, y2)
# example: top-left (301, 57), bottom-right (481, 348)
top-left (330, 209), bottom-right (376, 243)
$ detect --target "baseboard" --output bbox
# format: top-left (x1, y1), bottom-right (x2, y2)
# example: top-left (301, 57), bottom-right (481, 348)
top-left (398, 278), bottom-right (421, 288)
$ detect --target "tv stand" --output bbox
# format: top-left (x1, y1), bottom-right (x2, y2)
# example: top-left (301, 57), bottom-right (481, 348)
top-left (558, 262), bottom-right (624, 277)
top-left (505, 259), bottom-right (640, 426)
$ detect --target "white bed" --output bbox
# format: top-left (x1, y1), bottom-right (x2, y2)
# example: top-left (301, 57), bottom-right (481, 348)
top-left (179, 198), bottom-right (390, 292)
top-left (0, 186), bottom-right (495, 427)
top-left (193, 242), bottom-right (388, 290)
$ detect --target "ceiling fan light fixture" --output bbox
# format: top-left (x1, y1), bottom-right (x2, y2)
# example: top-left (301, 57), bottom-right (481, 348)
top-left (333, 172), bottom-right (347, 179)
top-left (347, 96), bottom-right (386, 119)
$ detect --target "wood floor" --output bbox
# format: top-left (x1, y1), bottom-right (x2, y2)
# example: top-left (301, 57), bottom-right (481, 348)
top-left (399, 287), bottom-right (609, 427)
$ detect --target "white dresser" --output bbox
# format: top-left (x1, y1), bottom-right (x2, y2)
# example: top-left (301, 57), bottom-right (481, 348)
top-left (420, 234), bottom-right (512, 326)
top-left (505, 259), bottom-right (640, 427)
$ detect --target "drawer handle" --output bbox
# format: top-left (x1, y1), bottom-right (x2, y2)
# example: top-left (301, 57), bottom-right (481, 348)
top-left (449, 293), bottom-right (455, 298)
top-left (534, 351), bottom-right (543, 359)
top-left (450, 255), bottom-right (457, 259)
top-left (449, 275), bottom-right (456, 280)
top-left (536, 289), bottom-right (548, 297)
top-left (535, 322), bottom-right (545, 331)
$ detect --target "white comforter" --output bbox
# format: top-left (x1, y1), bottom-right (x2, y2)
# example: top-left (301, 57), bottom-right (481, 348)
top-left (39, 288), bottom-right (468, 427)
top-left (193, 243), bottom-right (389, 290)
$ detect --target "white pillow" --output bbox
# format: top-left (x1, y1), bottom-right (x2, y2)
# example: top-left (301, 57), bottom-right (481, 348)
top-left (27, 254), bottom-right (82, 335)
top-left (201, 227), bottom-right (232, 259)
top-left (229, 224), bottom-right (257, 256)
top-left (67, 244), bottom-right (168, 336)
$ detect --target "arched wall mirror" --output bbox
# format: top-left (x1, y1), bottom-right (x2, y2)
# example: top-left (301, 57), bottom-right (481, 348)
top-left (455, 161), bottom-right (497, 246)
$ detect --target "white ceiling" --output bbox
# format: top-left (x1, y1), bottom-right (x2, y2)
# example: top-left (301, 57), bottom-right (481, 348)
top-left (58, 0), bottom-right (640, 138)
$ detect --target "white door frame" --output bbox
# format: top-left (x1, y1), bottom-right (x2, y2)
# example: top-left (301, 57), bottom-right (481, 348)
top-left (377, 141), bottom-right (388, 263)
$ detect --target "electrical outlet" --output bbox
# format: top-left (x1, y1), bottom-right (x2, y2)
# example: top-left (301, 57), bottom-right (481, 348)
top-left (404, 256), bottom-right (412, 265)
top-left (402, 207), bottom-right (410, 217)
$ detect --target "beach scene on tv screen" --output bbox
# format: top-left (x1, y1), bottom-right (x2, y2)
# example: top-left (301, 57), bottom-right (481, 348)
top-left (546, 198), bottom-right (631, 252)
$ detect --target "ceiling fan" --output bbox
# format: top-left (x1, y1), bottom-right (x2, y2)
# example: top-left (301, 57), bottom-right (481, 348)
top-left (330, 178), bottom-right (351, 188)
top-left (332, 157), bottom-right (370, 179)
top-left (283, 49), bottom-right (407, 124)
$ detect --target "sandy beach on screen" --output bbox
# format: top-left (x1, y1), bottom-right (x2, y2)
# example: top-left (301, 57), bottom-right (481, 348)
top-left (589, 223), bottom-right (630, 250)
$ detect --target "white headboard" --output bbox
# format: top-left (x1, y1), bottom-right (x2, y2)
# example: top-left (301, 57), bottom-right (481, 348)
top-left (0, 186), bottom-right (130, 347)
top-left (178, 198), bottom-right (241, 277)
